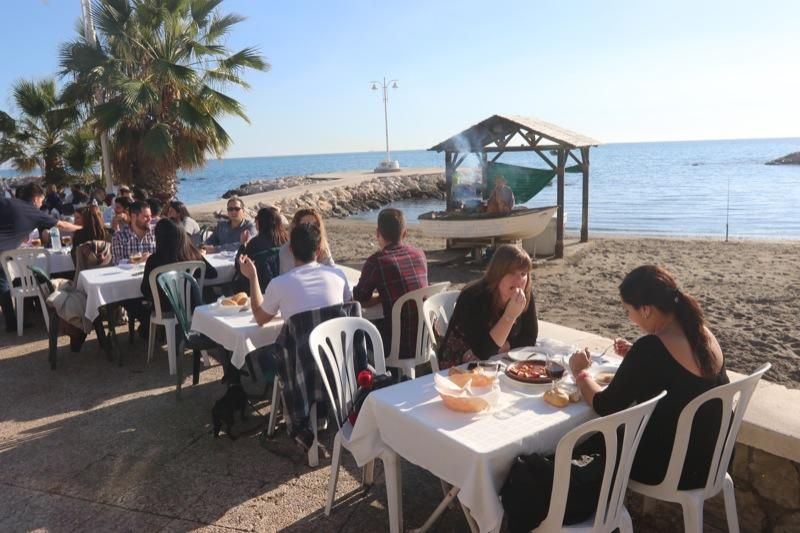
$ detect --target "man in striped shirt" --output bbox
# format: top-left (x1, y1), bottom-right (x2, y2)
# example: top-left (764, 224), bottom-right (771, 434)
top-left (353, 208), bottom-right (428, 361)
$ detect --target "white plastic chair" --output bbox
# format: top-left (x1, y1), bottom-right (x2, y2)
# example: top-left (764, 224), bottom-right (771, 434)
top-left (1, 248), bottom-right (51, 335)
top-left (385, 282), bottom-right (449, 379)
top-left (147, 261), bottom-right (205, 375)
top-left (308, 316), bottom-right (403, 533)
top-left (532, 390), bottom-right (667, 533)
top-left (421, 290), bottom-right (460, 370)
top-left (628, 363), bottom-right (771, 533)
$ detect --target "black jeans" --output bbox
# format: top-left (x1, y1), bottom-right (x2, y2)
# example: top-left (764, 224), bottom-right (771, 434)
top-left (0, 268), bottom-right (16, 331)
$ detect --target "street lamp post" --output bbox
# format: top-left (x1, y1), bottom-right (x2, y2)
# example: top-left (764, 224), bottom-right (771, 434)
top-left (370, 77), bottom-right (400, 173)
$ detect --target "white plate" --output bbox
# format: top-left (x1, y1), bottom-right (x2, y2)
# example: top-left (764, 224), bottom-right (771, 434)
top-left (589, 363), bottom-right (620, 385)
top-left (209, 301), bottom-right (249, 316)
top-left (506, 346), bottom-right (541, 361)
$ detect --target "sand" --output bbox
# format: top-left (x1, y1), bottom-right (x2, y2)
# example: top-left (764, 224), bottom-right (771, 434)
top-left (325, 219), bottom-right (800, 388)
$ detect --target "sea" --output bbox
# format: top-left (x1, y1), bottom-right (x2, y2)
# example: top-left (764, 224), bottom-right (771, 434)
top-left (3, 137), bottom-right (800, 239)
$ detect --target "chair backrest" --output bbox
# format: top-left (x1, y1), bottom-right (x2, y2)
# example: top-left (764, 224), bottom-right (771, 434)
top-left (148, 260), bottom-right (206, 321)
top-left (73, 240), bottom-right (112, 280)
top-left (386, 282), bottom-right (449, 365)
top-left (659, 363), bottom-right (770, 497)
top-left (539, 390), bottom-right (667, 531)
top-left (308, 316), bottom-right (386, 431)
top-left (156, 270), bottom-right (203, 340)
top-left (0, 248), bottom-right (49, 293)
top-left (27, 265), bottom-right (54, 302)
top-left (421, 290), bottom-right (460, 352)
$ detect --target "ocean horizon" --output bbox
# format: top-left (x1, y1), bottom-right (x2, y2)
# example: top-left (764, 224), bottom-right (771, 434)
top-left (3, 137), bottom-right (800, 239)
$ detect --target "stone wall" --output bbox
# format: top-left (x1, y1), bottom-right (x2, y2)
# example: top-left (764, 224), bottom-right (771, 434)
top-left (213, 172), bottom-right (445, 220)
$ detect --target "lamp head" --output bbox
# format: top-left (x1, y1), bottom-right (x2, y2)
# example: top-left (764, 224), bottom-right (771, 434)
top-left (391, 81), bottom-right (398, 89)
top-left (371, 83), bottom-right (378, 90)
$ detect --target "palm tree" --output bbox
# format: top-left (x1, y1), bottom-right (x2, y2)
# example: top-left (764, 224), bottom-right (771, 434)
top-left (64, 125), bottom-right (101, 182)
top-left (59, 0), bottom-right (269, 195)
top-left (0, 79), bottom-right (78, 184)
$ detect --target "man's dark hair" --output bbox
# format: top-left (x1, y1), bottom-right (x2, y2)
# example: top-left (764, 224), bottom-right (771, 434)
top-left (115, 196), bottom-right (133, 209)
top-left (129, 200), bottom-right (150, 215)
top-left (290, 223), bottom-right (322, 263)
top-left (146, 198), bottom-right (162, 216)
top-left (132, 187), bottom-right (148, 201)
top-left (19, 183), bottom-right (45, 203)
top-left (377, 208), bottom-right (406, 244)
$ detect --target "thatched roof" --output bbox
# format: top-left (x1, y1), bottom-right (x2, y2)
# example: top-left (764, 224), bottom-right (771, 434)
top-left (429, 114), bottom-right (600, 152)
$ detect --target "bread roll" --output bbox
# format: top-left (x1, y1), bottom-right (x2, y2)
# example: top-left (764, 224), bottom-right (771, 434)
top-left (569, 390), bottom-right (582, 403)
top-left (221, 298), bottom-right (238, 307)
top-left (232, 292), bottom-right (248, 305)
top-left (544, 388), bottom-right (569, 408)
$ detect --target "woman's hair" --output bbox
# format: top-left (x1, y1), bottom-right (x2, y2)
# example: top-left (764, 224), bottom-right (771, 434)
top-left (255, 206), bottom-right (289, 246)
top-left (77, 205), bottom-right (106, 241)
top-left (468, 244), bottom-right (533, 317)
top-left (619, 265), bottom-right (715, 377)
top-left (168, 200), bottom-right (191, 222)
top-left (291, 208), bottom-right (331, 261)
top-left (153, 218), bottom-right (202, 263)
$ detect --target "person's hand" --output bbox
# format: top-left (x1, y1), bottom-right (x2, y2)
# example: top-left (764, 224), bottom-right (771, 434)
top-left (462, 350), bottom-right (479, 363)
top-left (240, 229), bottom-right (250, 245)
top-left (238, 254), bottom-right (256, 280)
top-left (503, 287), bottom-right (527, 321)
top-left (614, 338), bottom-right (632, 357)
top-left (569, 348), bottom-right (592, 375)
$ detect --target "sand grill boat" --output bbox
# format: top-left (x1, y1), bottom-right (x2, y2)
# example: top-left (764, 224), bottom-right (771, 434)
top-left (424, 114), bottom-right (601, 257)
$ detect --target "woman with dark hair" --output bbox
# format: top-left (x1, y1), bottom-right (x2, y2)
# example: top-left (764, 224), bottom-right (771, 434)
top-left (437, 244), bottom-right (537, 367)
top-left (167, 200), bottom-right (201, 239)
top-left (569, 265), bottom-right (729, 489)
top-left (141, 218), bottom-right (217, 310)
top-left (70, 205), bottom-right (111, 265)
top-left (232, 206), bottom-right (288, 292)
top-left (278, 207), bottom-right (334, 273)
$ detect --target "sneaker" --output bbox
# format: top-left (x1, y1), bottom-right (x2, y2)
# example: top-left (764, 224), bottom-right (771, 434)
top-left (293, 427), bottom-right (314, 451)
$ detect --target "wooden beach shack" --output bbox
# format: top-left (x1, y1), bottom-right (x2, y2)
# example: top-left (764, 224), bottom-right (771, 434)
top-left (428, 114), bottom-right (600, 258)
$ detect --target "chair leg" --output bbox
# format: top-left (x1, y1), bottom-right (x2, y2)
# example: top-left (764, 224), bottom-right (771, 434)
top-left (48, 308), bottom-right (58, 370)
top-left (192, 349), bottom-right (201, 385)
top-left (363, 459), bottom-right (376, 488)
top-left (382, 451), bottom-right (403, 533)
top-left (93, 319), bottom-right (108, 354)
top-left (147, 322), bottom-right (157, 364)
top-left (202, 350), bottom-right (211, 367)
top-left (408, 366), bottom-right (416, 380)
top-left (128, 314), bottom-right (135, 344)
top-left (15, 293), bottom-right (24, 336)
top-left (308, 403), bottom-right (319, 467)
top-left (39, 294), bottom-right (50, 332)
top-left (176, 339), bottom-right (184, 401)
top-left (267, 378), bottom-right (281, 437)
top-left (325, 432), bottom-right (343, 516)
top-left (619, 506), bottom-right (634, 533)
top-left (165, 323), bottom-right (177, 375)
top-left (680, 498), bottom-right (704, 533)
top-left (722, 475), bottom-right (740, 533)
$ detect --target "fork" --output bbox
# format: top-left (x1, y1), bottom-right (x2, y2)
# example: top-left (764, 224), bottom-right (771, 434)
top-left (593, 343), bottom-right (614, 360)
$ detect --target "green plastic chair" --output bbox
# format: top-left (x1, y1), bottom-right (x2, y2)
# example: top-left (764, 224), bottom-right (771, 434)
top-left (156, 270), bottom-right (221, 400)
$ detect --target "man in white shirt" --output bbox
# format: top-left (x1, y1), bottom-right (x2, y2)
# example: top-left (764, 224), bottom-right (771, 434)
top-left (239, 223), bottom-right (351, 325)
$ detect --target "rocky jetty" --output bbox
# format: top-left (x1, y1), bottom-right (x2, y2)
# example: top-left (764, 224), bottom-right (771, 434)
top-left (221, 175), bottom-right (317, 198)
top-left (766, 152), bottom-right (800, 165)
top-left (212, 172), bottom-right (445, 220)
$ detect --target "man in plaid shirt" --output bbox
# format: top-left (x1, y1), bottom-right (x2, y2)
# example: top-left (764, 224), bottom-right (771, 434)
top-left (353, 208), bottom-right (428, 360)
top-left (111, 200), bottom-right (155, 265)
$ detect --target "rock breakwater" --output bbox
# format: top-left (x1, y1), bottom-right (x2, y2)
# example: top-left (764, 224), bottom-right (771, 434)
top-left (221, 175), bottom-right (317, 198)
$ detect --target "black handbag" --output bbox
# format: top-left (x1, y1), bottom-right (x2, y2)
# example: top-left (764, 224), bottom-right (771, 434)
top-left (501, 436), bottom-right (605, 532)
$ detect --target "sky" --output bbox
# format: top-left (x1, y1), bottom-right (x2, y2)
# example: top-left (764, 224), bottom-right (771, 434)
top-left (1, 0), bottom-right (799, 158)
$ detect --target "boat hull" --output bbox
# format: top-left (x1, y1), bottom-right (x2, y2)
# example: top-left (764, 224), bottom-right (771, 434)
top-left (418, 206), bottom-right (558, 240)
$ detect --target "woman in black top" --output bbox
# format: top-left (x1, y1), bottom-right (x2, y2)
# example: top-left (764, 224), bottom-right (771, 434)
top-left (70, 205), bottom-right (111, 265)
top-left (569, 265), bottom-right (729, 489)
top-left (437, 244), bottom-right (537, 367)
top-left (232, 206), bottom-right (288, 292)
top-left (141, 219), bottom-right (217, 311)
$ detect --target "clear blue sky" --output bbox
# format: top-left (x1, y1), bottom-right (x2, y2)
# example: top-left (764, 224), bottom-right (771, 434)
top-left (1, 0), bottom-right (798, 157)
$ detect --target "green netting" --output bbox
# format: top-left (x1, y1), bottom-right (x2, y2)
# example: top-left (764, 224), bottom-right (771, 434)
top-left (485, 161), bottom-right (581, 204)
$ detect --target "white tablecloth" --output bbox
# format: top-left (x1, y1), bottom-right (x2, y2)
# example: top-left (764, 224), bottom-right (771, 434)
top-left (77, 253), bottom-right (236, 322)
top-left (190, 265), bottom-right (380, 368)
top-left (47, 249), bottom-right (74, 273)
top-left (347, 332), bottom-right (617, 533)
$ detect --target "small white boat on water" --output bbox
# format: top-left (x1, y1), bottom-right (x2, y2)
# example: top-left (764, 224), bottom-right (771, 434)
top-left (418, 205), bottom-right (558, 240)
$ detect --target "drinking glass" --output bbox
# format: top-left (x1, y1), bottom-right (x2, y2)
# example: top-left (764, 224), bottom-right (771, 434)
top-left (546, 354), bottom-right (566, 390)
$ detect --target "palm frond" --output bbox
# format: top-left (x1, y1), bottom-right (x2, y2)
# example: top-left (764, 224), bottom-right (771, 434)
top-left (219, 47), bottom-right (270, 74)
top-left (191, 0), bottom-right (224, 27)
top-left (141, 122), bottom-right (174, 158)
top-left (204, 12), bottom-right (244, 42)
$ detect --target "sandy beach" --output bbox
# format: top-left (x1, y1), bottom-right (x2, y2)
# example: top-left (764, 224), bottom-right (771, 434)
top-left (324, 219), bottom-right (800, 388)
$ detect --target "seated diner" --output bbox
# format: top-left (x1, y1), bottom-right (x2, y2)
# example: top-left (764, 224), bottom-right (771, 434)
top-left (279, 208), bottom-right (334, 273)
top-left (203, 196), bottom-right (256, 253)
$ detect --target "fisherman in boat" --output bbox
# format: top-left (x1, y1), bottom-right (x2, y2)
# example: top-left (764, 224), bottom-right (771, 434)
top-left (486, 175), bottom-right (515, 215)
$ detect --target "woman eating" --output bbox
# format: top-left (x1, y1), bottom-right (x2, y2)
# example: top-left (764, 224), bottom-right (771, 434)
top-left (569, 265), bottom-right (730, 489)
top-left (437, 244), bottom-right (538, 367)
top-left (141, 219), bottom-right (217, 311)
top-left (278, 207), bottom-right (334, 273)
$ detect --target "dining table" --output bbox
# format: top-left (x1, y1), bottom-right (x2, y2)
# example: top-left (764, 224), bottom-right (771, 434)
top-left (190, 265), bottom-right (381, 369)
top-left (346, 321), bottom-right (620, 533)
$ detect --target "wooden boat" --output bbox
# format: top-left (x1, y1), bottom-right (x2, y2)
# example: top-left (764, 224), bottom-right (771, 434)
top-left (418, 205), bottom-right (557, 240)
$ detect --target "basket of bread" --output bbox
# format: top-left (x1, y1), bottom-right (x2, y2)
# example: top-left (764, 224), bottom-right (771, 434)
top-left (211, 292), bottom-right (250, 315)
top-left (434, 365), bottom-right (500, 413)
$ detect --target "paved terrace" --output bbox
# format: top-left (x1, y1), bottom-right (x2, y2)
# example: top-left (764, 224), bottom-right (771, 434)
top-left (1, 311), bottom-right (735, 531)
